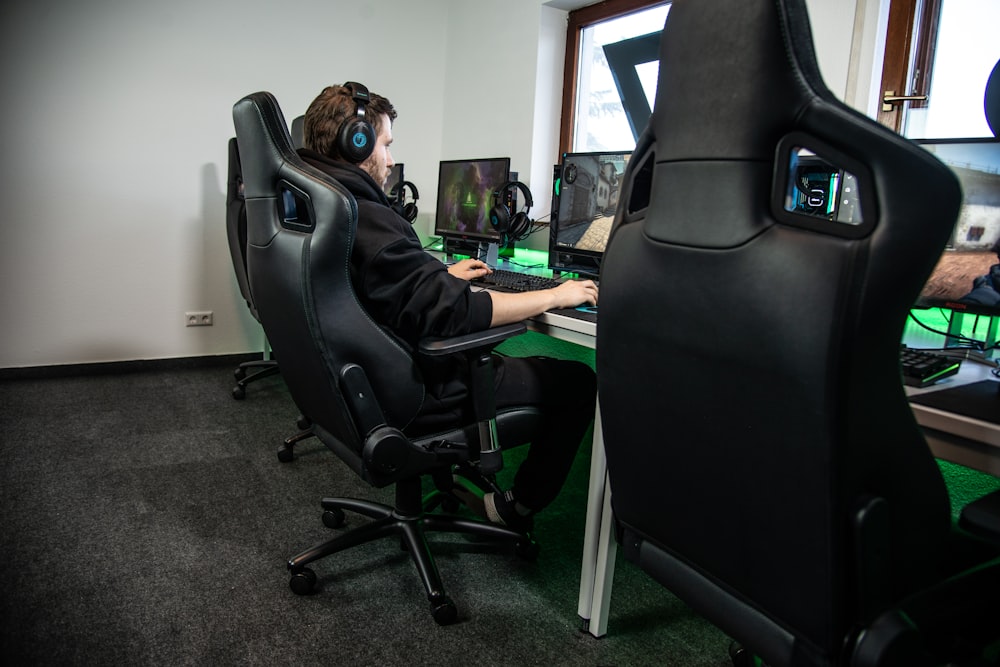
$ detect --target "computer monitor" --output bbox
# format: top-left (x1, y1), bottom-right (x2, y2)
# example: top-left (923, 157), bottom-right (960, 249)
top-left (913, 137), bottom-right (1000, 320)
top-left (549, 151), bottom-right (632, 278)
top-left (434, 157), bottom-right (510, 253)
top-left (384, 163), bottom-right (404, 199)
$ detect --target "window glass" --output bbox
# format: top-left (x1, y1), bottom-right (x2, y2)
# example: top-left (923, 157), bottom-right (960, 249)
top-left (903, 0), bottom-right (1000, 139)
top-left (573, 4), bottom-right (670, 152)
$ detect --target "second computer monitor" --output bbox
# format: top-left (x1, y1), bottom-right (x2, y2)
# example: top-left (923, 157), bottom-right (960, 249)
top-left (434, 157), bottom-right (510, 244)
top-left (384, 163), bottom-right (404, 199)
top-left (914, 137), bottom-right (1000, 318)
top-left (550, 151), bottom-right (632, 278)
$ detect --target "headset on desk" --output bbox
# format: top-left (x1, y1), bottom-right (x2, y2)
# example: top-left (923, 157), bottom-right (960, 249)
top-left (490, 181), bottom-right (535, 247)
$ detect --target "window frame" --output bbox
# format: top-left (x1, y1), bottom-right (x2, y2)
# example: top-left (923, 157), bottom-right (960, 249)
top-left (876, 0), bottom-right (943, 131)
top-left (558, 0), bottom-right (669, 156)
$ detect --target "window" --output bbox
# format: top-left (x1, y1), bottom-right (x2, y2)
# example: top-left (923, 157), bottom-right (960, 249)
top-left (559, 1), bottom-right (670, 155)
top-left (877, 0), bottom-right (1000, 138)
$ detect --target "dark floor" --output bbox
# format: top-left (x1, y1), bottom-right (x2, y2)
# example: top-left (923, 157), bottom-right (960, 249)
top-left (0, 352), bottom-right (735, 667)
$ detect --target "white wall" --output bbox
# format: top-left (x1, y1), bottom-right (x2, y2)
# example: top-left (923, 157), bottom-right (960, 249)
top-left (0, 0), bottom-right (452, 368)
top-left (0, 0), bottom-right (875, 369)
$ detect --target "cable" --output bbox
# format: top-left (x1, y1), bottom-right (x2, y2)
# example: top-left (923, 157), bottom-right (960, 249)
top-left (907, 310), bottom-right (986, 351)
top-left (422, 237), bottom-right (444, 251)
top-left (502, 258), bottom-right (547, 271)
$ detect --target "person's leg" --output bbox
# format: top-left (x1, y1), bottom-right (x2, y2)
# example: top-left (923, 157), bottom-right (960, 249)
top-left (491, 355), bottom-right (596, 512)
top-left (406, 354), bottom-right (596, 528)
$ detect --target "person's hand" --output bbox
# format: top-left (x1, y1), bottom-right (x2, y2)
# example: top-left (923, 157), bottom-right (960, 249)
top-left (448, 258), bottom-right (492, 281)
top-left (549, 279), bottom-right (598, 309)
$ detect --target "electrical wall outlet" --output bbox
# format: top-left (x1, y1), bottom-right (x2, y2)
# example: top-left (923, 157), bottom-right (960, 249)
top-left (185, 311), bottom-right (214, 327)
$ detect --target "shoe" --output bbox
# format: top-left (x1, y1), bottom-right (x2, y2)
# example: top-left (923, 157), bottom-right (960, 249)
top-left (484, 490), bottom-right (534, 533)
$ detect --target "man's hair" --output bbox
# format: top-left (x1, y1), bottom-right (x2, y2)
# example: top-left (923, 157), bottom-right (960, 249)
top-left (303, 84), bottom-right (396, 160)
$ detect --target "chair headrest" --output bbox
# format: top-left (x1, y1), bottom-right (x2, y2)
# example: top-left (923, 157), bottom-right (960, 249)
top-left (232, 92), bottom-right (298, 201)
top-left (652, 0), bottom-right (831, 162)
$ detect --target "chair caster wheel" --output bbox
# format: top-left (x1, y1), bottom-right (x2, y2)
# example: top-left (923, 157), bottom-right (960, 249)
top-left (729, 641), bottom-right (757, 667)
top-left (515, 538), bottom-right (540, 562)
top-left (430, 595), bottom-right (458, 625)
top-left (296, 415), bottom-right (311, 430)
top-left (234, 368), bottom-right (246, 380)
top-left (232, 385), bottom-right (246, 400)
top-left (289, 567), bottom-right (316, 596)
top-left (277, 443), bottom-right (295, 463)
top-left (322, 509), bottom-right (346, 529)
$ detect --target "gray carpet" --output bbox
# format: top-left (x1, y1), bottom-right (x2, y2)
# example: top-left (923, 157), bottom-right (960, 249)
top-left (0, 353), bottom-right (734, 667)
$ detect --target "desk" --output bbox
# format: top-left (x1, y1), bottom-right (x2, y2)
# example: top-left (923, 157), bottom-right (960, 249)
top-left (906, 361), bottom-right (1000, 475)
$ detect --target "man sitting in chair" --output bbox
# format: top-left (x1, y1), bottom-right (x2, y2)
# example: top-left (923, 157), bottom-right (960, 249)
top-left (297, 82), bottom-right (598, 532)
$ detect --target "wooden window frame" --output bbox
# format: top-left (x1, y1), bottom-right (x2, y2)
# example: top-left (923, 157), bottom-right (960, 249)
top-left (876, 0), bottom-right (942, 131)
top-left (558, 0), bottom-right (668, 155)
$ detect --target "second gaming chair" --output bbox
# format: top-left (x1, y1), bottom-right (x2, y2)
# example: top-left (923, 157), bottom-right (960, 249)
top-left (225, 137), bottom-right (279, 399)
top-left (232, 91), bottom-right (543, 625)
top-left (597, 1), bottom-right (1000, 665)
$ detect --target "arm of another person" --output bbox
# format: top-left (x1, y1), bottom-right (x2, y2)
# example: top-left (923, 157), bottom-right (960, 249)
top-left (447, 258), bottom-right (598, 328)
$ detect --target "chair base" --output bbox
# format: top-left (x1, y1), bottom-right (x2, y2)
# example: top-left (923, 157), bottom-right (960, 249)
top-left (231, 359), bottom-right (279, 399)
top-left (286, 477), bottom-right (537, 625)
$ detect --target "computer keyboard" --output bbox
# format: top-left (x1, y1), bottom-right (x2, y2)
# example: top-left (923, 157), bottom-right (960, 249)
top-left (475, 269), bottom-right (564, 293)
top-left (899, 346), bottom-right (962, 388)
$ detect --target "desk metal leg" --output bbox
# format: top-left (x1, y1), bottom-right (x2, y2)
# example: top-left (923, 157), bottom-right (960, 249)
top-left (588, 475), bottom-right (617, 637)
top-left (578, 402), bottom-right (616, 636)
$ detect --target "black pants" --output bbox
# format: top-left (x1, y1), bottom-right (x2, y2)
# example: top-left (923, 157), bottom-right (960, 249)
top-left (410, 355), bottom-right (596, 512)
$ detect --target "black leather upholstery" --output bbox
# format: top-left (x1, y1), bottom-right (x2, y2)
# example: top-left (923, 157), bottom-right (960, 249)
top-left (232, 91), bottom-right (541, 624)
top-left (290, 114), bottom-right (304, 149)
top-left (225, 137), bottom-right (279, 399)
top-left (597, 1), bottom-right (1000, 665)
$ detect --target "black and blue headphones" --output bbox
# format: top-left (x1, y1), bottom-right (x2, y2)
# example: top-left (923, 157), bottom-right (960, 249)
top-left (490, 180), bottom-right (534, 244)
top-left (336, 81), bottom-right (376, 163)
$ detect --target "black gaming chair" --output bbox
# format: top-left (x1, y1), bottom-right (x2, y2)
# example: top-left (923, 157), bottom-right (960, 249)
top-left (290, 114), bottom-right (304, 149)
top-left (224, 117), bottom-right (304, 400)
top-left (225, 137), bottom-right (280, 399)
top-left (232, 91), bottom-right (541, 625)
top-left (597, 1), bottom-right (1000, 665)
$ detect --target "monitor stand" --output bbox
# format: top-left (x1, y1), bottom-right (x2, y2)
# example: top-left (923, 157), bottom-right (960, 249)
top-left (442, 238), bottom-right (515, 265)
top-left (443, 237), bottom-right (481, 258)
top-left (484, 242), bottom-right (518, 267)
top-left (485, 242), bottom-right (499, 268)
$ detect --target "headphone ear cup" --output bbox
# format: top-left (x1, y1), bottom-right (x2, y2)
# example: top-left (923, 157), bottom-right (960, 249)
top-left (489, 203), bottom-right (510, 233)
top-left (402, 202), bottom-right (417, 223)
top-left (337, 118), bottom-right (375, 163)
top-left (509, 211), bottom-right (529, 237)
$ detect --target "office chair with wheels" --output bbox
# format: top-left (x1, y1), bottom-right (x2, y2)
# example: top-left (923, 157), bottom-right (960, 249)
top-left (597, 1), bottom-right (1000, 665)
top-left (226, 137), bottom-right (279, 399)
top-left (232, 91), bottom-right (541, 625)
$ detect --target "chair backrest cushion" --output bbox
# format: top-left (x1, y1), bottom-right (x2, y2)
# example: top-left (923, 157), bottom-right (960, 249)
top-left (225, 138), bottom-right (258, 319)
top-left (233, 92), bottom-right (425, 452)
top-left (597, 0), bottom-right (961, 656)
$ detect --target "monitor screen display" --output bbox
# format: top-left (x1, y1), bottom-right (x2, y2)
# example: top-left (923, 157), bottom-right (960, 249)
top-left (434, 157), bottom-right (510, 242)
top-left (915, 137), bottom-right (1000, 317)
top-left (384, 163), bottom-right (404, 199)
top-left (549, 151), bottom-right (631, 278)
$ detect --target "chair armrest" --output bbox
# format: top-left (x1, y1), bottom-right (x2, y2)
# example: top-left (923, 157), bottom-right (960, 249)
top-left (959, 488), bottom-right (1000, 544)
top-left (417, 322), bottom-right (527, 357)
top-left (853, 559), bottom-right (1000, 666)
